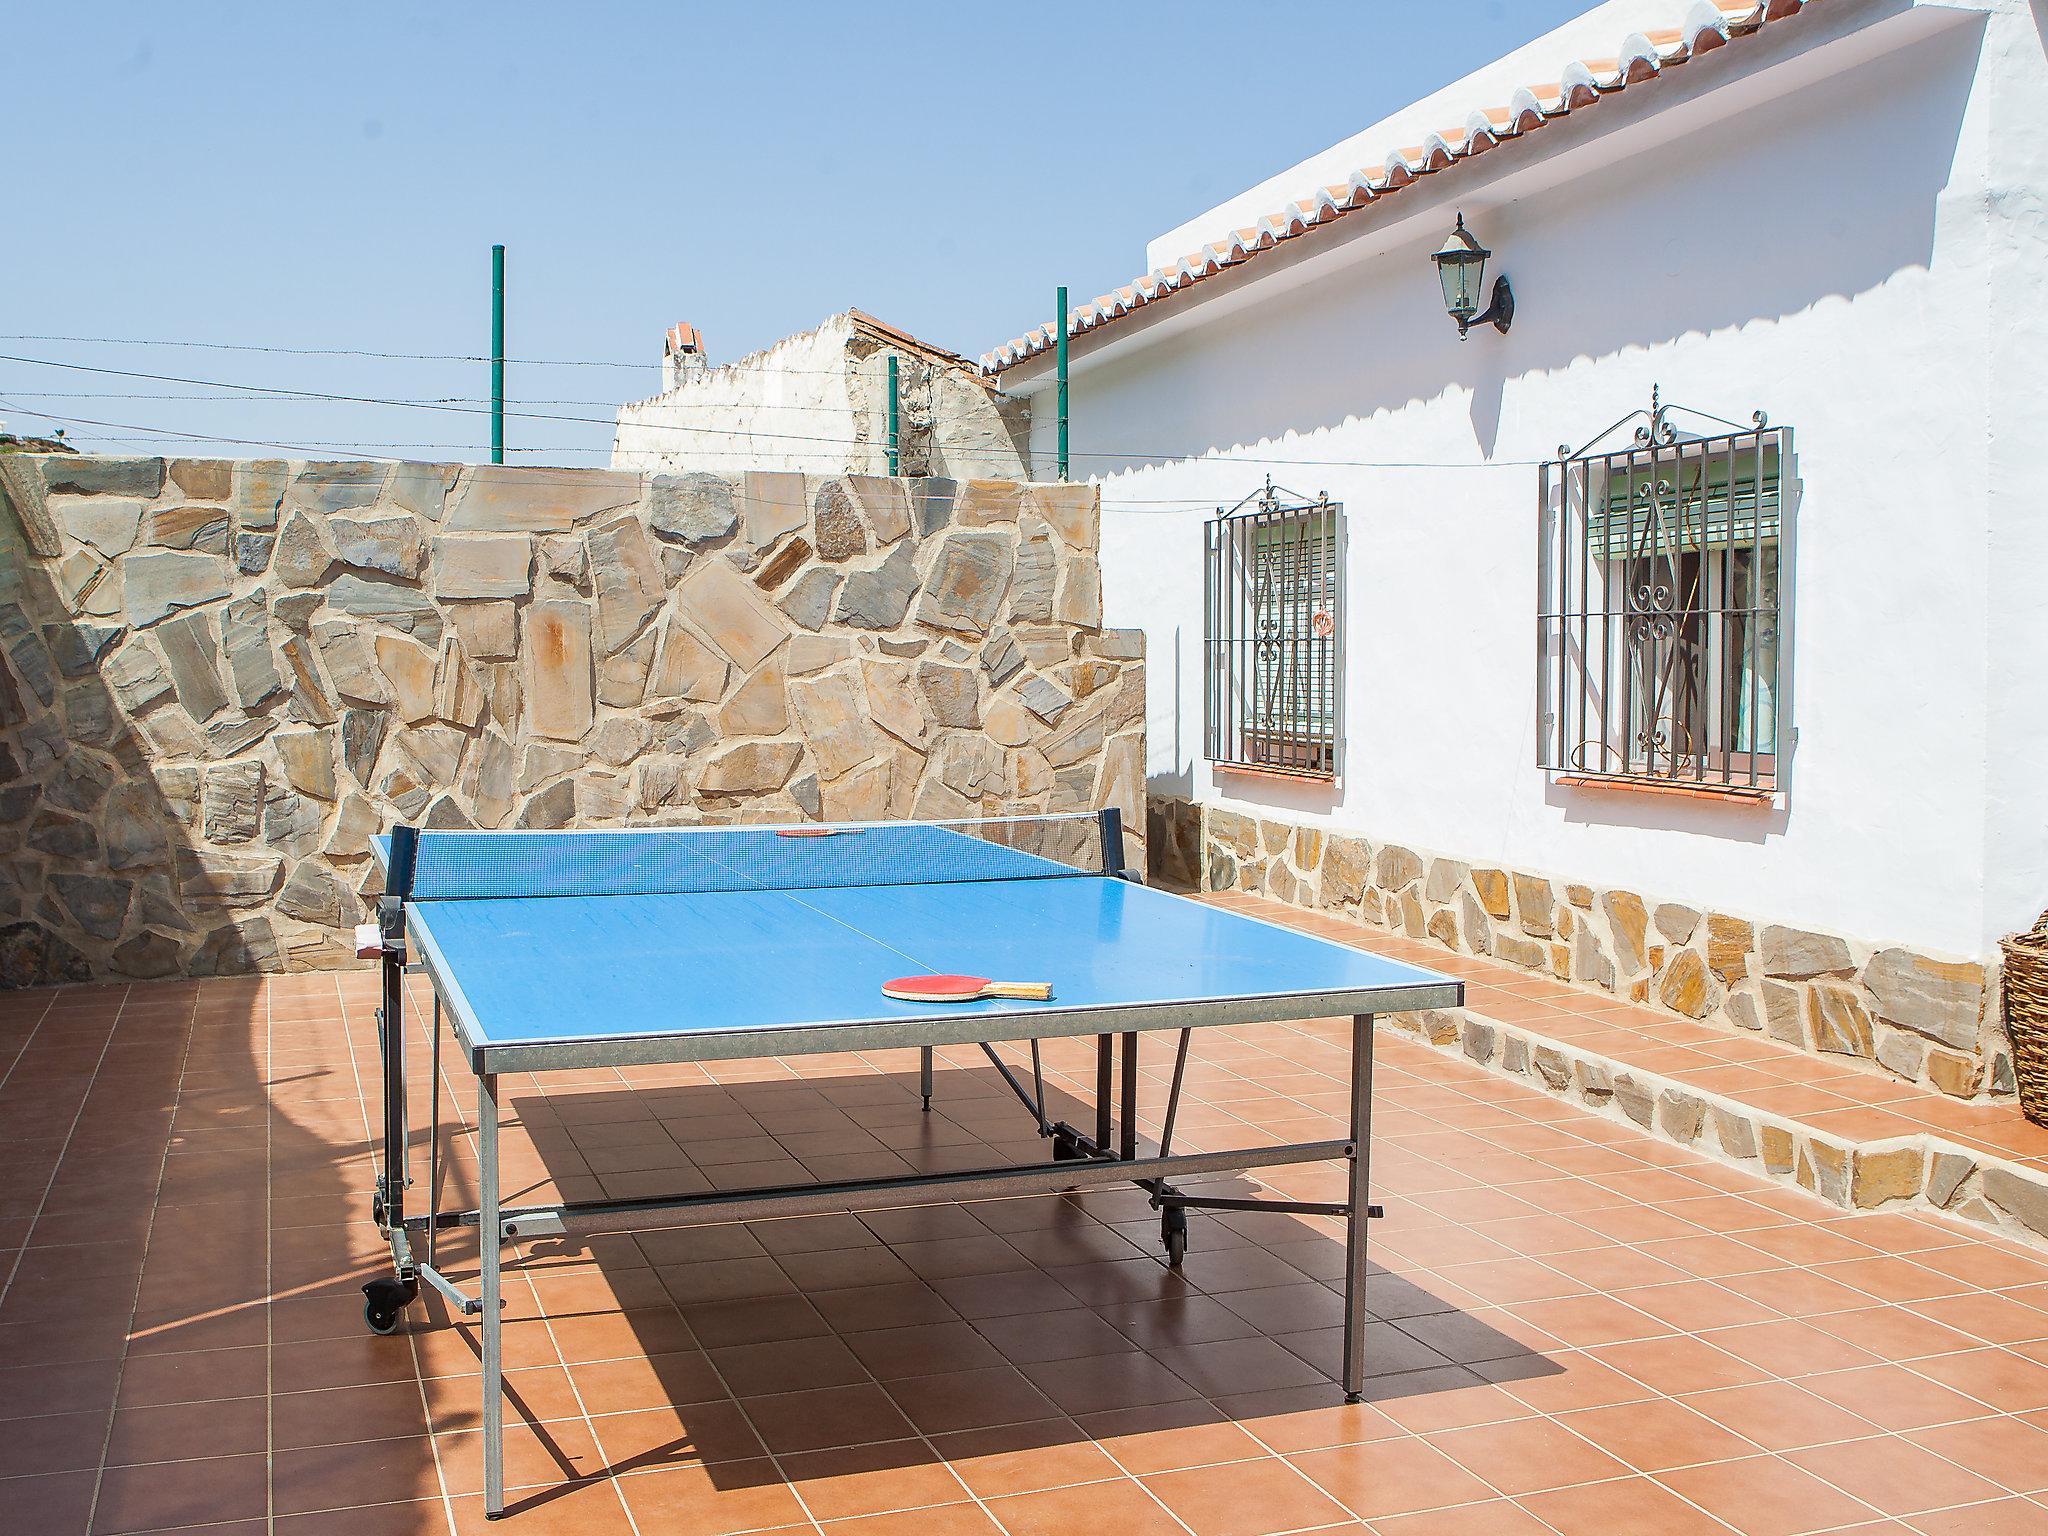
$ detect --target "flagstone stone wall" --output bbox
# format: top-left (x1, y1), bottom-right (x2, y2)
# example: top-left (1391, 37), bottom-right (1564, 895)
top-left (0, 456), bottom-right (1142, 984)
top-left (1148, 794), bottom-right (2009, 1102)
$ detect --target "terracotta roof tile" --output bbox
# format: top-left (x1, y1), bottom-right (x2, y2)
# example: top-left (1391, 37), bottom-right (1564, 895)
top-left (983, 0), bottom-right (1813, 371)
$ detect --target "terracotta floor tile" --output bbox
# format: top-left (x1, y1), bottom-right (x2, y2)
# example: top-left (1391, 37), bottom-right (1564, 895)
top-left (708, 1333), bottom-right (867, 1396)
top-left (1911, 1348), bottom-right (2048, 1413)
top-left (1658, 1453), bottom-right (1884, 1536)
top-left (1909, 1496), bottom-right (2048, 1535)
top-left (1148, 1335), bottom-right (1328, 1397)
top-left (446, 1477), bottom-right (633, 1535)
top-left (1515, 1472), bottom-right (1736, 1535)
top-left (1019, 1353), bottom-right (1203, 1416)
top-left (1785, 1434), bottom-right (2005, 1517)
top-left (928, 1270), bottom-right (1079, 1320)
top-left (742, 1382), bottom-right (915, 1454)
top-left (685, 1294), bottom-right (835, 1348)
top-left (883, 1364), bottom-right (1057, 1435)
top-left (435, 1418), bottom-right (606, 1494)
top-left (273, 1497), bottom-right (453, 1535)
top-left (0, 1406), bottom-right (111, 1477)
top-left (1703, 1319), bottom-right (1885, 1379)
top-left (1800, 1363), bottom-right (2002, 1430)
top-left (820, 1502), bottom-right (1003, 1536)
top-left (587, 1399), bottom-right (767, 1470)
top-left (1557, 1395), bottom-right (1759, 1473)
top-left (0, 1471), bottom-right (98, 1536)
top-left (1232, 1398), bottom-right (1403, 1455)
top-left (932, 1417), bottom-right (1120, 1498)
top-left (1509, 1293), bottom-right (1664, 1348)
top-left (1288, 1436), bottom-right (1498, 1520)
top-left (1805, 1305), bottom-right (1980, 1363)
top-left (614, 1458), bottom-right (808, 1536)
top-left (1591, 1333), bottom-right (1770, 1396)
top-left (114, 1345), bottom-right (269, 1407)
top-left (272, 1436), bottom-right (445, 1516)
top-left (779, 1437), bottom-right (970, 1520)
top-left (92, 1452), bottom-right (272, 1533)
top-left (1371, 1497), bottom-right (1556, 1535)
top-left (269, 1380), bottom-right (435, 1451)
top-left (1491, 1351), bottom-right (1653, 1414)
top-left (1097, 1295), bottom-right (1263, 1350)
top-left (973, 1309), bottom-right (1136, 1367)
top-left (568, 1350), bottom-right (729, 1415)
top-left (1142, 1456), bottom-right (1351, 1536)
top-left (1908, 1412), bottom-right (2048, 1493)
top-left (1425, 1413), bottom-right (1633, 1496)
top-left (987, 1476), bottom-right (1186, 1536)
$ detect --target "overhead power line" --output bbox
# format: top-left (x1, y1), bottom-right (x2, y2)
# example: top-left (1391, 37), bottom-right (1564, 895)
top-left (0, 332), bottom-right (661, 370)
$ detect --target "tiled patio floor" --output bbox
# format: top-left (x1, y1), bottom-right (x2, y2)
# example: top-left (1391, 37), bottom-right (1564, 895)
top-left (1208, 891), bottom-right (2048, 1178)
top-left (8, 967), bottom-right (2048, 1534)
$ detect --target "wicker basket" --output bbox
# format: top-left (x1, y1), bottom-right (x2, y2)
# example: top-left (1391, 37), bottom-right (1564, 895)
top-left (2003, 910), bottom-right (2048, 1126)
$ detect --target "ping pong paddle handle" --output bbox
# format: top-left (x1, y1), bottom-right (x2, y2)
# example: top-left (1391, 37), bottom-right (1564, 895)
top-left (978, 981), bottom-right (1053, 1000)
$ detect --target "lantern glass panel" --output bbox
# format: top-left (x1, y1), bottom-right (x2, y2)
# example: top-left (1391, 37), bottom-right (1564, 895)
top-left (1438, 255), bottom-right (1483, 317)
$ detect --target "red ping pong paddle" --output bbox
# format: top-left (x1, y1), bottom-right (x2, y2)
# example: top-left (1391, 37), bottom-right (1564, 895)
top-left (883, 974), bottom-right (1053, 1004)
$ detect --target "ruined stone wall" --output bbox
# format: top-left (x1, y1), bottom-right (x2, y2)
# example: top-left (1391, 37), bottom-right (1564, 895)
top-left (0, 455), bottom-right (1141, 984)
top-left (614, 312), bottom-right (1029, 481)
top-left (1148, 795), bottom-right (2007, 1103)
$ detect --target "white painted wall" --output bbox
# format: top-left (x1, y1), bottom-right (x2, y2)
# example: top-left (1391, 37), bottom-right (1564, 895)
top-left (1003, 0), bottom-right (2048, 959)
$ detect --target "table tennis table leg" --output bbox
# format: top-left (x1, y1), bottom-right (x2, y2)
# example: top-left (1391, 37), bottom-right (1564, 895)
top-left (919, 1046), bottom-right (933, 1111)
top-left (1094, 1036), bottom-right (1113, 1152)
top-left (1119, 1033), bottom-right (1138, 1161)
top-left (478, 1072), bottom-right (505, 1519)
top-left (1341, 1013), bottom-right (1375, 1403)
top-left (426, 997), bottom-right (441, 1272)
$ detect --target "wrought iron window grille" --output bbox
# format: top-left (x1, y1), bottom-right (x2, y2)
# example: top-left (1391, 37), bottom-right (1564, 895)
top-left (1538, 387), bottom-right (1793, 795)
top-left (1204, 479), bottom-right (1343, 781)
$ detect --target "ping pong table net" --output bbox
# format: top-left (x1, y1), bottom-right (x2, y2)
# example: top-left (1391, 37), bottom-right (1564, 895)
top-left (396, 813), bottom-right (1118, 903)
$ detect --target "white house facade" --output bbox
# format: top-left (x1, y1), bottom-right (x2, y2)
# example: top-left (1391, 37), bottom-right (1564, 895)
top-left (985, 0), bottom-right (2048, 1102)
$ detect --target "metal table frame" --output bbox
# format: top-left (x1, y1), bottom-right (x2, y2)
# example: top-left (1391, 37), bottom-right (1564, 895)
top-left (362, 810), bottom-right (1463, 1519)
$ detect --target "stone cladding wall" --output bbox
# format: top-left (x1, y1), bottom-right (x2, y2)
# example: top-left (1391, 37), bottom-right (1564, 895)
top-left (1148, 794), bottom-right (2008, 1102)
top-left (0, 456), bottom-right (1142, 984)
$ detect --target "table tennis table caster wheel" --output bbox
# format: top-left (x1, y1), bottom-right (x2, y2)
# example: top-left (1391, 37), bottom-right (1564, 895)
top-left (362, 1276), bottom-right (416, 1335)
top-left (1161, 1207), bottom-right (1188, 1268)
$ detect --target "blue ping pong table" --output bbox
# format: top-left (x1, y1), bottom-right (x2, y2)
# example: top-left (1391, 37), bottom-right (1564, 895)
top-left (364, 811), bottom-right (1460, 1519)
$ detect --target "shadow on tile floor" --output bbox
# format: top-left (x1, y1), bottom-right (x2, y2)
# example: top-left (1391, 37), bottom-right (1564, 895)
top-left (413, 1057), bottom-right (1561, 1521)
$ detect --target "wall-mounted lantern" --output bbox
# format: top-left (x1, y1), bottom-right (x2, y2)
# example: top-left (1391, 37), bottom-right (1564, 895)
top-left (1433, 212), bottom-right (1513, 339)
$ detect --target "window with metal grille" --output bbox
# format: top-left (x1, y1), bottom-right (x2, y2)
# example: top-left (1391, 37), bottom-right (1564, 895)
top-left (1538, 390), bottom-right (1791, 794)
top-left (1204, 481), bottom-right (1342, 779)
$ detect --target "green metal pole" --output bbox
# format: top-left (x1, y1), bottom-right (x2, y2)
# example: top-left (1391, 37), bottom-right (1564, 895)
top-left (490, 243), bottom-right (505, 465)
top-left (1055, 285), bottom-right (1069, 482)
top-left (887, 354), bottom-right (900, 476)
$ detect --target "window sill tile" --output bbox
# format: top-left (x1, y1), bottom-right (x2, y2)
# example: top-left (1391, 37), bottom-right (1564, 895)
top-left (1212, 761), bottom-right (1338, 787)
top-left (1553, 773), bottom-right (1777, 806)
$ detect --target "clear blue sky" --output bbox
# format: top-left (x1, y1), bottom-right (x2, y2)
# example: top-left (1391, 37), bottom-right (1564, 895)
top-left (2, 1), bottom-right (1589, 465)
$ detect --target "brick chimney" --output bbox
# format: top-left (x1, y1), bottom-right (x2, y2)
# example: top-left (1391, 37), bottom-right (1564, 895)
top-left (663, 322), bottom-right (707, 391)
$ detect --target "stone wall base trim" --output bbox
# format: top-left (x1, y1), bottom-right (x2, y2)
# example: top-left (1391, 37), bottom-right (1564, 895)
top-left (1382, 1003), bottom-right (2048, 1254)
top-left (1149, 792), bottom-right (2010, 1103)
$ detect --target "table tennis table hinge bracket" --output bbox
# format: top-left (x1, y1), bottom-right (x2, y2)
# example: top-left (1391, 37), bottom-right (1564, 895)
top-left (415, 1262), bottom-right (495, 1317)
